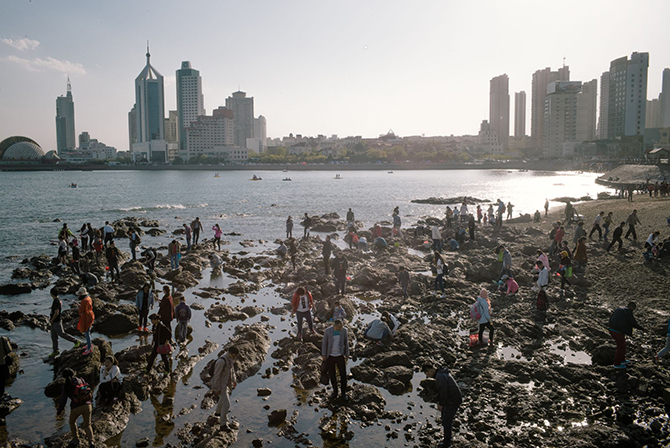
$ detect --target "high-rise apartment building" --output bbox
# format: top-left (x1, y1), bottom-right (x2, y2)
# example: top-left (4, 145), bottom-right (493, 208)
top-left (577, 79), bottom-right (598, 142)
top-left (489, 74), bottom-right (509, 149)
top-left (531, 66), bottom-right (570, 148)
top-left (543, 82), bottom-right (581, 157)
top-left (130, 46), bottom-right (167, 162)
top-left (165, 110), bottom-right (178, 143)
top-left (646, 99), bottom-right (662, 128)
top-left (661, 68), bottom-right (670, 127)
top-left (185, 106), bottom-right (235, 158)
top-left (250, 115), bottom-right (268, 153)
top-left (514, 91), bottom-right (526, 138)
top-left (55, 77), bottom-right (76, 154)
top-left (607, 52), bottom-right (648, 138)
top-left (176, 61), bottom-right (205, 151)
top-left (79, 131), bottom-right (91, 150)
top-left (225, 91), bottom-right (254, 147)
top-left (598, 71), bottom-right (610, 139)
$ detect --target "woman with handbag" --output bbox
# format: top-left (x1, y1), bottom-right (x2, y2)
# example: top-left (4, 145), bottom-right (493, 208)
top-left (98, 356), bottom-right (121, 405)
top-left (146, 313), bottom-right (172, 374)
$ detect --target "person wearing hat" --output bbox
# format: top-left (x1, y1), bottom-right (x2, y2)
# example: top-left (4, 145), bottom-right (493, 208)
top-left (77, 287), bottom-right (95, 355)
top-left (475, 289), bottom-right (494, 345)
top-left (135, 283), bottom-right (154, 333)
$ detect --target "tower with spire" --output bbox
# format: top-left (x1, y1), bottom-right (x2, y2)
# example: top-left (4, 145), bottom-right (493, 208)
top-left (130, 43), bottom-right (167, 162)
top-left (55, 76), bottom-right (76, 154)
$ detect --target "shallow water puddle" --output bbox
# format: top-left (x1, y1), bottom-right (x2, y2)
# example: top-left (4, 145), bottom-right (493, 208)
top-left (546, 339), bottom-right (592, 365)
top-left (496, 345), bottom-right (529, 362)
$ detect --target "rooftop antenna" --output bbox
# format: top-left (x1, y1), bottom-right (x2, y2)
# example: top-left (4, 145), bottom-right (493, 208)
top-left (146, 40), bottom-right (151, 63)
top-left (67, 75), bottom-right (71, 92)
top-left (563, 56), bottom-right (566, 68)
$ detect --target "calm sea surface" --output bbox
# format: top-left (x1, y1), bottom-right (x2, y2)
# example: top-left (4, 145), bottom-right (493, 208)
top-left (0, 169), bottom-right (607, 446)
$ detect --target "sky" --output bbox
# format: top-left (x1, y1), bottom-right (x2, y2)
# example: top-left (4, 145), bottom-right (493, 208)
top-left (1, 0), bottom-right (670, 152)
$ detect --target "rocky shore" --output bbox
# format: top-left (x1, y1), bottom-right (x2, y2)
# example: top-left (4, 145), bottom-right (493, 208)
top-left (1, 195), bottom-right (670, 447)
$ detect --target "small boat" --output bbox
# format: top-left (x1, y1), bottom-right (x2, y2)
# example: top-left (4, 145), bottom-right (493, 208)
top-left (69, 183), bottom-right (78, 188)
top-left (282, 178), bottom-right (292, 181)
top-left (387, 171), bottom-right (394, 174)
top-left (250, 175), bottom-right (262, 181)
top-left (283, 168), bottom-right (289, 172)
top-left (334, 174), bottom-right (342, 179)
top-left (214, 173), bottom-right (221, 177)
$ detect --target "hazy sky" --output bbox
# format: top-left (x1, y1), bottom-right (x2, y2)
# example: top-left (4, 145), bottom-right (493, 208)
top-left (1, 0), bottom-right (670, 151)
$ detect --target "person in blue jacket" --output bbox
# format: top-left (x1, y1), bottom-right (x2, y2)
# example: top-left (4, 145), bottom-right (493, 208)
top-left (422, 364), bottom-right (462, 448)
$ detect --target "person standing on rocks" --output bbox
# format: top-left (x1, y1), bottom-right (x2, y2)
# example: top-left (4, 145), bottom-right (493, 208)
top-left (292, 287), bottom-right (316, 341)
top-left (69, 239), bottom-right (81, 275)
top-left (92, 234), bottom-right (103, 263)
top-left (56, 368), bottom-right (94, 448)
top-left (346, 208), bottom-right (355, 226)
top-left (128, 229), bottom-right (140, 261)
top-left (434, 251), bottom-right (446, 295)
top-left (58, 223), bottom-right (74, 243)
top-left (422, 364), bottom-right (462, 448)
top-left (212, 346), bottom-right (239, 431)
top-left (302, 213), bottom-right (312, 238)
top-left (212, 224), bottom-right (223, 251)
top-left (288, 238), bottom-right (297, 270)
top-left (475, 289), bottom-right (494, 345)
top-left (159, 285), bottom-right (174, 333)
top-left (183, 223), bottom-right (192, 253)
top-left (286, 215), bottom-right (294, 239)
top-left (655, 317), bottom-right (670, 364)
top-left (102, 221), bottom-right (115, 247)
top-left (431, 224), bottom-right (443, 252)
top-left (506, 202), bottom-right (514, 220)
top-left (332, 252), bottom-right (348, 295)
top-left (606, 222), bottom-right (626, 253)
top-left (544, 198), bottom-right (549, 217)
top-left (608, 302), bottom-right (645, 369)
top-left (476, 205), bottom-right (483, 224)
top-left (143, 247), bottom-right (157, 273)
top-left (146, 313), bottom-right (172, 374)
top-left (49, 288), bottom-right (83, 358)
top-left (558, 251), bottom-right (572, 292)
top-left (322, 236), bottom-right (332, 274)
top-left (460, 201), bottom-right (469, 224)
top-left (135, 283), bottom-right (154, 333)
top-left (398, 266), bottom-right (411, 299)
top-left (445, 206), bottom-right (453, 229)
top-left (322, 319), bottom-right (349, 401)
top-left (191, 217), bottom-right (203, 245)
top-left (392, 212), bottom-right (403, 239)
top-left (76, 288), bottom-right (95, 356)
top-left (105, 241), bottom-right (120, 282)
top-left (573, 236), bottom-right (588, 274)
top-left (0, 336), bottom-right (13, 399)
top-left (589, 212), bottom-right (604, 241)
top-left (498, 245), bottom-right (512, 281)
top-left (169, 239), bottom-right (181, 270)
top-left (57, 236), bottom-right (68, 268)
top-left (79, 224), bottom-right (90, 253)
top-left (468, 214), bottom-right (476, 241)
top-left (625, 209), bottom-right (641, 241)
top-left (175, 297), bottom-right (192, 344)
top-left (331, 301), bottom-right (347, 322)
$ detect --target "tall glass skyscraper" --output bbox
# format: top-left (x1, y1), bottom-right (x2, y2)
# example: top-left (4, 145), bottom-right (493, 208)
top-left (176, 61), bottom-right (205, 152)
top-left (55, 77), bottom-right (75, 154)
top-left (135, 46), bottom-right (165, 143)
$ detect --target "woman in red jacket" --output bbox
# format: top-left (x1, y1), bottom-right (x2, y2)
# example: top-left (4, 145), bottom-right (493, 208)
top-left (77, 287), bottom-right (95, 355)
top-left (291, 287), bottom-right (315, 341)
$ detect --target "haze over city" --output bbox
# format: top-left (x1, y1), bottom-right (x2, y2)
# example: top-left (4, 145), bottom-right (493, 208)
top-left (2, 0), bottom-right (670, 152)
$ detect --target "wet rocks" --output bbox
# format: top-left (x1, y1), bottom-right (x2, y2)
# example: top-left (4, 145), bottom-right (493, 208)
top-left (0, 310), bottom-right (49, 331)
top-left (205, 304), bottom-right (262, 322)
top-left (12, 266), bottom-right (52, 281)
top-left (351, 352), bottom-right (414, 395)
top-left (0, 283), bottom-right (32, 295)
top-left (268, 409), bottom-right (287, 426)
top-left (257, 388), bottom-right (272, 396)
top-left (0, 396), bottom-right (22, 418)
top-left (119, 260), bottom-right (151, 288)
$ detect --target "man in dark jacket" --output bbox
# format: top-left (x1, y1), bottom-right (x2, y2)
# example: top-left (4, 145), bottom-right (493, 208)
top-left (608, 302), bottom-right (645, 368)
top-left (423, 364), bottom-right (462, 448)
top-left (332, 252), bottom-right (348, 295)
top-left (322, 236), bottom-right (332, 275)
top-left (606, 222), bottom-right (626, 253)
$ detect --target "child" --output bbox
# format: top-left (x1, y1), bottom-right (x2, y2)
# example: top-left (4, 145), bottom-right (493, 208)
top-left (175, 297), bottom-right (192, 343)
top-left (92, 236), bottom-right (103, 263)
top-left (331, 301), bottom-right (347, 322)
top-left (500, 275), bottom-right (519, 296)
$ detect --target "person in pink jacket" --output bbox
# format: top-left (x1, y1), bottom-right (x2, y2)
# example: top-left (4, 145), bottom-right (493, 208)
top-left (212, 224), bottom-right (223, 250)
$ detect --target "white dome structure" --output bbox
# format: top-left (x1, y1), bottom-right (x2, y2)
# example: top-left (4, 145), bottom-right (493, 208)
top-left (3, 141), bottom-right (45, 160)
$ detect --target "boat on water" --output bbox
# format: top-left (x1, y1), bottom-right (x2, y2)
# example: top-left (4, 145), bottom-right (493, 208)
top-left (334, 174), bottom-right (342, 179)
top-left (282, 178), bottom-right (292, 181)
top-left (214, 173), bottom-right (221, 177)
top-left (283, 168), bottom-right (289, 172)
top-left (69, 183), bottom-right (78, 188)
top-left (387, 171), bottom-right (394, 174)
top-left (250, 175), bottom-right (262, 181)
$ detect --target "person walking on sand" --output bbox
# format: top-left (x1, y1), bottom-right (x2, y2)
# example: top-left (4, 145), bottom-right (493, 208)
top-left (589, 212), bottom-right (604, 241)
top-left (183, 223), bottom-right (192, 253)
top-left (77, 288), bottom-right (95, 356)
top-left (332, 252), bottom-right (348, 295)
top-left (422, 364), bottom-right (462, 448)
top-left (398, 266), bottom-right (411, 299)
top-left (322, 236), bottom-right (332, 274)
top-left (607, 222), bottom-right (626, 253)
top-left (322, 319), bottom-right (350, 401)
top-left (302, 213), bottom-right (312, 238)
top-left (434, 251), bottom-right (446, 295)
top-left (212, 346), bottom-right (239, 432)
top-left (573, 236), bottom-right (588, 274)
top-left (609, 302), bottom-right (645, 369)
top-left (291, 287), bottom-right (316, 341)
top-left (603, 212), bottom-right (613, 242)
top-left (286, 215), bottom-right (293, 239)
top-left (655, 317), bottom-right (670, 364)
top-left (572, 221), bottom-right (586, 245)
top-left (146, 313), bottom-right (172, 374)
top-left (49, 288), bottom-right (82, 358)
top-left (56, 368), bottom-right (94, 448)
top-left (212, 224), bottom-right (223, 251)
top-left (544, 198), bottom-right (549, 217)
top-left (625, 209), bottom-right (641, 241)
top-left (135, 283), bottom-right (154, 333)
top-left (191, 217), bottom-right (203, 245)
top-left (475, 289), bottom-right (494, 345)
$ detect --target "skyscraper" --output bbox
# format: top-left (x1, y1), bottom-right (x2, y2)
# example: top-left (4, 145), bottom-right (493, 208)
top-left (543, 81), bottom-right (581, 157)
top-left (165, 110), bottom-right (178, 143)
top-left (253, 115), bottom-right (267, 152)
top-left (225, 91), bottom-right (254, 147)
top-left (578, 79), bottom-right (598, 142)
top-left (607, 52), bottom-right (648, 138)
top-left (128, 105), bottom-right (137, 151)
top-left (514, 91), bottom-right (526, 138)
top-left (531, 66), bottom-right (570, 148)
top-left (55, 77), bottom-right (76, 154)
top-left (660, 68), bottom-right (670, 127)
top-left (176, 61), bottom-right (205, 151)
top-left (646, 99), bottom-right (661, 128)
top-left (489, 74), bottom-right (509, 149)
top-left (598, 71), bottom-right (609, 139)
top-left (131, 45), bottom-right (166, 162)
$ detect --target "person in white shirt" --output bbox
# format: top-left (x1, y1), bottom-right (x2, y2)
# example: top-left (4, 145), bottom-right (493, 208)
top-left (434, 251), bottom-right (446, 294)
top-left (646, 231), bottom-right (661, 249)
top-left (589, 211), bottom-right (605, 241)
top-left (102, 221), bottom-right (115, 247)
top-left (98, 356), bottom-right (121, 405)
top-left (536, 261), bottom-right (549, 290)
top-left (431, 225), bottom-right (442, 252)
top-left (460, 202), bottom-right (469, 223)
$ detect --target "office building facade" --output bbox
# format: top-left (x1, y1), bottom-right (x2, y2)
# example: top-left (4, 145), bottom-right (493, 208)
top-left (489, 74), bottom-right (509, 149)
top-left (225, 91), bottom-right (254, 147)
top-left (531, 66), bottom-right (570, 148)
top-left (55, 78), bottom-right (76, 154)
top-left (514, 91), bottom-right (526, 138)
top-left (607, 52), bottom-right (648, 138)
top-left (176, 61), bottom-right (205, 151)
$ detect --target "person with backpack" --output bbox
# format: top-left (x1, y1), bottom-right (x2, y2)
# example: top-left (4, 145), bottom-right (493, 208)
top-left (98, 356), bottom-right (121, 406)
top-left (212, 346), bottom-right (239, 431)
top-left (49, 288), bottom-right (82, 358)
top-left (422, 364), bottom-right (462, 448)
top-left (129, 229), bottom-right (141, 261)
top-left (56, 368), bottom-right (94, 448)
top-left (135, 283), bottom-right (154, 333)
top-left (608, 302), bottom-right (645, 369)
top-left (434, 251), bottom-right (447, 295)
top-left (291, 287), bottom-right (315, 341)
top-left (322, 319), bottom-right (350, 401)
top-left (0, 336), bottom-right (14, 399)
top-left (77, 288), bottom-right (95, 356)
top-left (146, 313), bottom-right (172, 374)
top-left (474, 289), bottom-right (494, 345)
top-left (655, 317), bottom-right (670, 364)
top-left (175, 297), bottom-right (192, 343)
top-left (105, 241), bottom-right (120, 282)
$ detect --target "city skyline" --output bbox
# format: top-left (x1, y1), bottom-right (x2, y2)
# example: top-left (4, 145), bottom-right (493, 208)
top-left (1, 0), bottom-right (670, 152)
